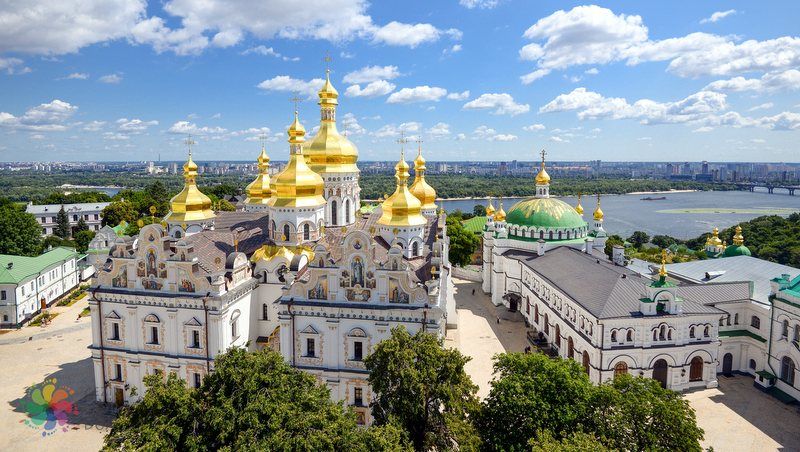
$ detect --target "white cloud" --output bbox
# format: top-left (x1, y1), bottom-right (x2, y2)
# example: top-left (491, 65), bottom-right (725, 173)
top-left (372, 122), bottom-right (421, 138)
top-left (692, 126), bottom-right (713, 133)
top-left (29, 134), bottom-right (45, 140)
top-left (344, 80), bottom-right (395, 97)
top-left (0, 99), bottom-right (77, 131)
top-left (471, 125), bottom-right (516, 141)
top-left (463, 93), bottom-right (530, 116)
top-left (241, 45), bottom-right (299, 61)
top-left (345, 80), bottom-right (396, 97)
top-left (757, 112), bottom-right (800, 130)
top-left (518, 5), bottom-right (800, 80)
top-left (520, 69), bottom-right (550, 85)
top-left (387, 86), bottom-right (447, 103)
top-left (168, 121), bottom-right (227, 135)
top-left (748, 102), bottom-right (774, 112)
top-left (341, 113), bottom-right (366, 135)
top-left (523, 123), bottom-right (546, 131)
top-left (704, 70), bottom-right (800, 93)
top-left (257, 75), bottom-right (325, 98)
top-left (372, 22), bottom-right (459, 48)
top-left (342, 65), bottom-right (401, 84)
top-left (99, 73), bottom-right (122, 84)
top-left (549, 136), bottom-right (569, 143)
top-left (0, 0), bottom-right (146, 55)
top-left (65, 72), bottom-right (89, 80)
top-left (459, 0), bottom-right (499, 9)
top-left (340, 51), bottom-right (355, 59)
top-left (492, 134), bottom-right (517, 142)
top-left (103, 132), bottom-right (130, 141)
top-left (83, 120), bottom-right (106, 131)
top-left (446, 90), bottom-right (470, 101)
top-left (0, 57), bottom-right (31, 75)
top-left (750, 138), bottom-right (766, 143)
top-left (116, 118), bottom-right (158, 132)
top-left (585, 68), bottom-right (599, 75)
top-left (455, 133), bottom-right (467, 141)
top-left (427, 122), bottom-right (451, 137)
top-left (700, 9), bottom-right (736, 24)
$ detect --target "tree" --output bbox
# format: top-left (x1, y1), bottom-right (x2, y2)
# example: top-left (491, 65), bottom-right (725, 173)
top-left (588, 374), bottom-right (704, 452)
top-left (477, 353), bottom-right (594, 451)
top-left (0, 203), bottom-right (42, 256)
top-left (603, 234), bottom-right (624, 260)
top-left (627, 231), bottom-right (650, 249)
top-left (41, 235), bottom-right (76, 252)
top-left (101, 200), bottom-right (137, 227)
top-left (446, 215), bottom-right (481, 267)
top-left (651, 234), bottom-right (678, 249)
top-left (365, 326), bottom-right (481, 451)
top-left (54, 206), bottom-right (71, 238)
top-left (472, 204), bottom-right (486, 217)
top-left (74, 217), bottom-right (89, 234)
top-left (530, 431), bottom-right (609, 452)
top-left (104, 348), bottom-right (409, 451)
top-left (74, 230), bottom-right (95, 253)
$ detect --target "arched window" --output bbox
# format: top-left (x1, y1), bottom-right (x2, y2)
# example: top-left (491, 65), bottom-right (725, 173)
top-left (614, 361), bottom-right (628, 377)
top-left (303, 223), bottom-right (310, 241)
top-left (331, 200), bottom-right (338, 226)
top-left (345, 199), bottom-right (351, 223)
top-left (726, 315), bottom-right (731, 326)
top-left (567, 337), bottom-right (574, 359)
top-left (412, 241), bottom-right (419, 257)
top-left (554, 324), bottom-right (561, 350)
top-left (667, 329), bottom-right (673, 341)
top-left (749, 359), bottom-right (756, 370)
top-left (653, 330), bottom-right (658, 341)
top-left (751, 316), bottom-right (761, 329)
top-left (626, 330), bottom-right (633, 342)
top-left (734, 313), bottom-right (739, 324)
top-left (582, 351), bottom-right (590, 375)
top-left (534, 304), bottom-right (539, 324)
top-left (689, 326), bottom-right (695, 338)
top-left (544, 314), bottom-right (549, 335)
top-left (271, 220), bottom-right (276, 238)
top-left (780, 356), bottom-right (795, 385)
top-left (539, 230), bottom-right (544, 239)
top-left (703, 326), bottom-right (710, 337)
top-left (548, 231), bottom-right (553, 240)
top-left (659, 325), bottom-right (666, 341)
top-left (782, 319), bottom-right (789, 338)
top-left (689, 356), bottom-right (703, 382)
top-left (611, 331), bottom-right (617, 342)
top-left (283, 224), bottom-right (290, 241)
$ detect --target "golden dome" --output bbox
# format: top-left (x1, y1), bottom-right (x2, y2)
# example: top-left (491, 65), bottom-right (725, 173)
top-left (709, 227), bottom-right (723, 246)
top-left (486, 198), bottom-right (496, 216)
top-left (593, 194), bottom-right (604, 221)
top-left (732, 225), bottom-right (744, 246)
top-left (495, 202), bottom-right (507, 222)
top-left (304, 69), bottom-right (359, 174)
top-left (270, 111), bottom-right (326, 208)
top-left (379, 151), bottom-right (427, 227)
top-left (535, 150), bottom-right (551, 185)
top-left (409, 146), bottom-right (437, 210)
top-left (165, 151), bottom-right (215, 223)
top-left (575, 193), bottom-right (584, 215)
top-left (245, 145), bottom-right (272, 205)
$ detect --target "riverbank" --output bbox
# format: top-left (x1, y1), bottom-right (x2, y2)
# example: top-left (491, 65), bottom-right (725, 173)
top-left (362, 189), bottom-right (702, 203)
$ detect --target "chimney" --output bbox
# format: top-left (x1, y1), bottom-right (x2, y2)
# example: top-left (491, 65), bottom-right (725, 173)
top-left (584, 237), bottom-right (594, 254)
top-left (612, 245), bottom-right (625, 266)
top-left (537, 239), bottom-right (546, 256)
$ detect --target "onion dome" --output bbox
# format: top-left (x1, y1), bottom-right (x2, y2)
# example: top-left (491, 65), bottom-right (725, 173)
top-left (379, 151), bottom-right (427, 227)
top-left (575, 193), bottom-right (584, 215)
top-left (270, 111), bottom-right (326, 208)
top-left (494, 201), bottom-right (507, 222)
top-left (708, 227), bottom-right (723, 247)
top-left (593, 194), bottom-right (604, 221)
top-left (486, 198), bottom-right (496, 216)
top-left (303, 69), bottom-right (359, 174)
top-left (165, 151), bottom-right (215, 223)
top-left (535, 149), bottom-right (551, 185)
top-left (409, 145), bottom-right (437, 210)
top-left (245, 145), bottom-right (272, 205)
top-left (506, 198), bottom-right (586, 229)
top-left (723, 225), bottom-right (752, 257)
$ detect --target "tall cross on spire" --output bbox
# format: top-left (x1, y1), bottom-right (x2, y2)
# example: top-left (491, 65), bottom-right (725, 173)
top-left (324, 52), bottom-right (332, 75)
top-left (416, 136), bottom-right (423, 154)
top-left (540, 149), bottom-right (547, 166)
top-left (184, 135), bottom-right (196, 157)
top-left (258, 133), bottom-right (267, 149)
top-left (397, 131), bottom-right (407, 156)
top-left (290, 93), bottom-right (302, 113)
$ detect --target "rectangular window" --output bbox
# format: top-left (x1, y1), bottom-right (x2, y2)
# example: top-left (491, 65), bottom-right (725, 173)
top-left (115, 364), bottom-right (123, 381)
top-left (94, 214), bottom-right (99, 221)
top-left (354, 387), bottom-right (363, 406)
top-left (354, 341), bottom-right (363, 361)
top-left (1, 290), bottom-right (5, 300)
top-left (111, 322), bottom-right (120, 340)
top-left (191, 330), bottom-right (200, 348)
top-left (262, 304), bottom-right (269, 321)
top-left (150, 326), bottom-right (159, 344)
top-left (193, 373), bottom-right (202, 388)
top-left (72, 215), bottom-right (78, 221)
top-left (306, 338), bottom-right (315, 357)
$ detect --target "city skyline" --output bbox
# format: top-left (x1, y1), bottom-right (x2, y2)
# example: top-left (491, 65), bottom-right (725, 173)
top-left (1, 1), bottom-right (800, 162)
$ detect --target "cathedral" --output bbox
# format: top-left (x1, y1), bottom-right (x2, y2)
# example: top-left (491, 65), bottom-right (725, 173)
top-left (89, 69), bottom-right (454, 424)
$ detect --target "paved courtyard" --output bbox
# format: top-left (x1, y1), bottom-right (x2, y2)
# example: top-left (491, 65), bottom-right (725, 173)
top-left (448, 278), bottom-right (800, 451)
top-left (0, 297), bottom-right (111, 452)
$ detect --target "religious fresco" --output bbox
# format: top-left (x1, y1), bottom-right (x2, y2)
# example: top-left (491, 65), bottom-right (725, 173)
top-left (340, 270), bottom-right (350, 288)
top-left (388, 278), bottom-right (409, 304)
top-left (112, 266), bottom-right (128, 288)
top-left (351, 257), bottom-right (364, 287)
top-left (146, 249), bottom-right (157, 277)
top-left (308, 276), bottom-right (328, 300)
top-left (178, 270), bottom-right (195, 293)
top-left (142, 277), bottom-right (163, 291)
top-left (137, 261), bottom-right (145, 277)
top-left (346, 288), bottom-right (370, 302)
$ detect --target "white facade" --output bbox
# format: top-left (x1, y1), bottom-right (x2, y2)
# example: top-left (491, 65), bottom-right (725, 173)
top-left (26, 201), bottom-right (110, 237)
top-left (322, 173), bottom-right (361, 227)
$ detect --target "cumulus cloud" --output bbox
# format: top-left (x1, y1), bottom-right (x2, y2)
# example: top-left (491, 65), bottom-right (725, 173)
top-left (446, 90), bottom-right (470, 101)
top-left (523, 123), bottom-right (546, 131)
top-left (0, 57), bottom-right (31, 75)
top-left (459, 0), bottom-right (499, 9)
top-left (83, 120), bottom-right (106, 131)
top-left (373, 122), bottom-right (421, 138)
top-left (99, 73), bottom-right (122, 84)
top-left (427, 122), bottom-right (451, 137)
top-left (748, 102), bottom-right (774, 112)
top-left (341, 113), bottom-right (366, 135)
top-left (241, 45), bottom-right (299, 61)
top-left (168, 121), bottom-right (227, 135)
top-left (471, 125), bottom-right (516, 141)
top-left (65, 72), bottom-right (89, 80)
top-left (372, 22), bottom-right (460, 48)
top-left (387, 86), bottom-right (448, 103)
top-left (463, 93), bottom-right (530, 116)
top-left (704, 70), bottom-right (800, 93)
top-left (700, 9), bottom-right (736, 24)
top-left (257, 75), bottom-right (325, 98)
top-left (518, 5), bottom-right (800, 80)
top-left (492, 134), bottom-right (517, 141)
top-left (342, 65), bottom-right (401, 84)
top-left (103, 132), bottom-right (130, 141)
top-left (0, 99), bottom-right (77, 131)
top-left (345, 80), bottom-right (396, 97)
top-left (117, 118), bottom-right (158, 132)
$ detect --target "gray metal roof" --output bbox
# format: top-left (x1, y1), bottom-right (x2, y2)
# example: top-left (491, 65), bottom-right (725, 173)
top-left (25, 202), bottom-right (110, 214)
top-left (666, 256), bottom-right (799, 304)
top-left (504, 246), bottom-right (723, 319)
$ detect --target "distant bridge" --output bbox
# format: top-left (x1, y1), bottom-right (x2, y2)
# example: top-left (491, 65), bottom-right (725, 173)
top-left (728, 183), bottom-right (799, 195)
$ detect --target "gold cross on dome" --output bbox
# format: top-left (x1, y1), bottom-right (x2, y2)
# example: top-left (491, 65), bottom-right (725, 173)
top-left (258, 133), bottom-right (268, 148)
top-left (184, 135), bottom-right (196, 156)
top-left (416, 136), bottom-right (423, 151)
top-left (540, 149), bottom-right (546, 163)
top-left (323, 52), bottom-right (332, 73)
top-left (290, 94), bottom-right (302, 113)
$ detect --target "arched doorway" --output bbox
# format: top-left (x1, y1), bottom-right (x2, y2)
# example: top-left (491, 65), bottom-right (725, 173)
top-left (331, 200), bottom-right (338, 226)
top-left (567, 337), bottom-right (574, 359)
top-left (614, 361), bottom-right (628, 377)
top-left (653, 359), bottom-right (668, 388)
top-left (508, 294), bottom-right (519, 312)
top-left (722, 353), bottom-right (733, 375)
top-left (689, 356), bottom-right (703, 382)
top-left (582, 351), bottom-right (590, 375)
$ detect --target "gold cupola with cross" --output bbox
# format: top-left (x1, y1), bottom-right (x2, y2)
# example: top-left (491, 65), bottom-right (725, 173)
top-left (409, 137), bottom-right (438, 215)
top-left (270, 110), bottom-right (326, 208)
top-left (165, 138), bottom-right (216, 237)
top-left (244, 136), bottom-right (272, 210)
top-left (379, 139), bottom-right (427, 228)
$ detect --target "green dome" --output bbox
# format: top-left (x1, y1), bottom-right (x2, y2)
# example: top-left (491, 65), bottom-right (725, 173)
top-left (723, 244), bottom-right (751, 257)
top-left (505, 198), bottom-right (587, 230)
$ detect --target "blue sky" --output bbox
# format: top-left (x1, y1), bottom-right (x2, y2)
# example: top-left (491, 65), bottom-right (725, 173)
top-left (1, 0), bottom-right (799, 163)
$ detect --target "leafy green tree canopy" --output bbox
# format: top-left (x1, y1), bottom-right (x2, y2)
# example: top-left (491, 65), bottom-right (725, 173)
top-left (0, 201), bottom-right (42, 256)
top-left (74, 230), bottom-right (96, 253)
top-left (101, 201), bottom-right (137, 228)
top-left (626, 231), bottom-right (650, 248)
top-left (446, 215), bottom-right (481, 267)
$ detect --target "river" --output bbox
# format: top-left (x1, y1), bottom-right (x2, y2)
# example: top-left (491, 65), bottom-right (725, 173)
top-left (440, 190), bottom-right (800, 239)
